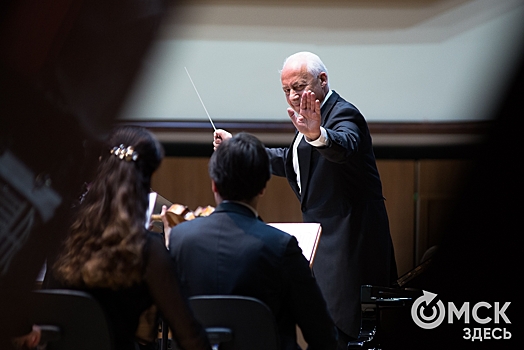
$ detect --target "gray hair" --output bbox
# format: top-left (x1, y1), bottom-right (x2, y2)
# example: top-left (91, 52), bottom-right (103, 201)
top-left (281, 51), bottom-right (329, 78)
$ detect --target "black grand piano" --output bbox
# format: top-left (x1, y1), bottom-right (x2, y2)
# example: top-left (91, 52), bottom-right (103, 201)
top-left (348, 258), bottom-right (433, 349)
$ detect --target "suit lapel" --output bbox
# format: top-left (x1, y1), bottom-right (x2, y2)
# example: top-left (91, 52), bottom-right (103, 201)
top-left (320, 91), bottom-right (338, 127)
top-left (286, 133), bottom-right (301, 197)
top-left (297, 137), bottom-right (311, 202)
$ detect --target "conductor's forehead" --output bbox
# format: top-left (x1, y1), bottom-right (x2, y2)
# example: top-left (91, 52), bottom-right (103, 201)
top-left (282, 65), bottom-right (310, 84)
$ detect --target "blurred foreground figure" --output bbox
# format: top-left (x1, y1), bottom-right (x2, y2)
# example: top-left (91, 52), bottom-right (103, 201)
top-left (373, 37), bottom-right (524, 350)
top-left (409, 41), bottom-right (524, 350)
top-left (0, 1), bottom-right (172, 348)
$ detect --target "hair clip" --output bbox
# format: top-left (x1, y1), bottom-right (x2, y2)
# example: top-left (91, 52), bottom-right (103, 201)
top-left (110, 144), bottom-right (138, 162)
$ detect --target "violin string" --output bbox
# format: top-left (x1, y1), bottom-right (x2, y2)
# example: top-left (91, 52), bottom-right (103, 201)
top-left (184, 67), bottom-right (216, 131)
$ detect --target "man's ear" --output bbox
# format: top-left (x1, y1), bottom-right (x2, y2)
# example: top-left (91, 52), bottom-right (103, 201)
top-left (211, 179), bottom-right (217, 193)
top-left (259, 187), bottom-right (266, 197)
top-left (319, 72), bottom-right (328, 87)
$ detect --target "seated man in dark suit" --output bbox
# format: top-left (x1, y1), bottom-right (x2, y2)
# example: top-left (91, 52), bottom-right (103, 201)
top-left (168, 132), bottom-right (338, 350)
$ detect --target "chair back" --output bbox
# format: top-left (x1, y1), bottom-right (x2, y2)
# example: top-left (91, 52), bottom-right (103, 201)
top-left (188, 295), bottom-right (279, 350)
top-left (30, 289), bottom-right (114, 350)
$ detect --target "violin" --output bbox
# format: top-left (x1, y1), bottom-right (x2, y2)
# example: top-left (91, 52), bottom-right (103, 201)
top-left (151, 203), bottom-right (215, 227)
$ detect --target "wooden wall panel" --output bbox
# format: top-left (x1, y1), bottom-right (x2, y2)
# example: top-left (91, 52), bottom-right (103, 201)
top-left (151, 157), bottom-right (215, 211)
top-left (377, 160), bottom-right (416, 276)
top-left (151, 156), bottom-right (303, 223)
top-left (151, 156), bottom-right (473, 280)
top-left (416, 159), bottom-right (474, 264)
top-left (259, 175), bottom-right (303, 223)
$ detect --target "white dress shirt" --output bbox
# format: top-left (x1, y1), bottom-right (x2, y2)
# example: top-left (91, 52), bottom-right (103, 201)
top-left (292, 90), bottom-right (333, 193)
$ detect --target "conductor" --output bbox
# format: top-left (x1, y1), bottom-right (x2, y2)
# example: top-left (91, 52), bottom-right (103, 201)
top-left (213, 51), bottom-right (398, 348)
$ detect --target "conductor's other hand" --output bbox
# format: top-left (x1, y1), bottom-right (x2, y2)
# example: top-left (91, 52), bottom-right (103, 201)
top-left (213, 129), bottom-right (232, 150)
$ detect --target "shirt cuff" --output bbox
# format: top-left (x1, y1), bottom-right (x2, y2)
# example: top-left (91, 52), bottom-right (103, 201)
top-left (305, 127), bottom-right (330, 147)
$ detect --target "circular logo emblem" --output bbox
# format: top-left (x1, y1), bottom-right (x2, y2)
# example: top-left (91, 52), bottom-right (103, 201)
top-left (411, 290), bottom-right (446, 329)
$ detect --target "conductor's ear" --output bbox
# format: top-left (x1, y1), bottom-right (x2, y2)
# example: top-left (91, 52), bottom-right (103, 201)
top-left (319, 72), bottom-right (328, 87)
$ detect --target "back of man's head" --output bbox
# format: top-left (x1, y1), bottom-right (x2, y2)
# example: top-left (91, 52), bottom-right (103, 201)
top-left (209, 132), bottom-right (270, 201)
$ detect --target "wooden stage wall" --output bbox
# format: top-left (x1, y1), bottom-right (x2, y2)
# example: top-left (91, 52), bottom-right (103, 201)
top-left (151, 156), bottom-right (474, 276)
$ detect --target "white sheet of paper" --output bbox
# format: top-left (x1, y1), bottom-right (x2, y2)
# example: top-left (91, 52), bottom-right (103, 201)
top-left (145, 192), bottom-right (158, 229)
top-left (268, 223), bottom-right (322, 266)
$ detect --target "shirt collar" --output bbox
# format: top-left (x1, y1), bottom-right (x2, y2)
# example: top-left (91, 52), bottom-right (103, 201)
top-left (221, 200), bottom-right (259, 218)
top-left (321, 89), bottom-right (333, 108)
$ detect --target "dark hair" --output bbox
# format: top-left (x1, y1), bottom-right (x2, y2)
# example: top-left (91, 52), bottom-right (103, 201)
top-left (209, 132), bottom-right (270, 201)
top-left (53, 125), bottom-right (163, 289)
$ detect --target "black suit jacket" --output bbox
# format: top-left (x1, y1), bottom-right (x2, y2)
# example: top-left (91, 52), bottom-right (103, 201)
top-left (169, 201), bottom-right (337, 350)
top-left (266, 91), bottom-right (397, 338)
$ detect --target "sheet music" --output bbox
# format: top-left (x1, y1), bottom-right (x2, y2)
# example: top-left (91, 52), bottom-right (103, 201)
top-left (145, 192), bottom-right (158, 229)
top-left (268, 223), bottom-right (322, 266)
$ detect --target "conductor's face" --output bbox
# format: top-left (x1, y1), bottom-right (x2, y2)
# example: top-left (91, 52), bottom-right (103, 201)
top-left (281, 62), bottom-right (327, 114)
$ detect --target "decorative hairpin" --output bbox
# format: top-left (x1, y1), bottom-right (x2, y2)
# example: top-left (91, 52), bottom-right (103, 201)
top-left (110, 144), bottom-right (138, 162)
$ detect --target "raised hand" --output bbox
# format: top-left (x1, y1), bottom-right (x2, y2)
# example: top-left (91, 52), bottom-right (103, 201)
top-left (213, 129), bottom-right (232, 150)
top-left (287, 90), bottom-right (321, 140)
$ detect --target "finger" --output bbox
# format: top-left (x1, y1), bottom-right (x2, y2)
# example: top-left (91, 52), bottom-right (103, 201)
top-left (308, 91), bottom-right (316, 111)
top-left (29, 332), bottom-right (40, 348)
top-left (287, 108), bottom-right (296, 120)
top-left (315, 97), bottom-right (321, 112)
top-left (304, 91), bottom-right (311, 111)
top-left (27, 326), bottom-right (41, 348)
top-left (300, 91), bottom-right (308, 111)
top-left (217, 129), bottom-right (232, 139)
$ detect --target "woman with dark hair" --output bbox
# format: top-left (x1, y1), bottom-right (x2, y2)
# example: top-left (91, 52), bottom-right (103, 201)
top-left (48, 125), bottom-right (211, 350)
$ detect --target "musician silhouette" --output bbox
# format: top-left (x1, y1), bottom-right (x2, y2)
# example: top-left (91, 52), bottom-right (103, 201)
top-left (168, 132), bottom-right (338, 350)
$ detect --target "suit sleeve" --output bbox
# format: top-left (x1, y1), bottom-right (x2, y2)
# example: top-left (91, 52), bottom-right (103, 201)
top-left (318, 106), bottom-right (365, 164)
top-left (281, 237), bottom-right (338, 350)
top-left (266, 146), bottom-right (289, 177)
